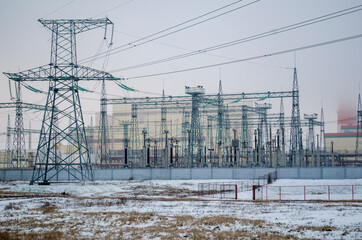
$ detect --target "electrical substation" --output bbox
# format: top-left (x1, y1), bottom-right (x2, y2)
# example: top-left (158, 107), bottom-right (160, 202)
top-left (1, 17), bottom-right (362, 185)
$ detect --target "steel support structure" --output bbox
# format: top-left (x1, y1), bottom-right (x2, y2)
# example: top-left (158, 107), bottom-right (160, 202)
top-left (356, 94), bottom-right (362, 161)
top-left (98, 79), bottom-right (110, 168)
top-left (4, 18), bottom-right (119, 184)
top-left (186, 86), bottom-right (205, 167)
top-left (289, 68), bottom-right (303, 167)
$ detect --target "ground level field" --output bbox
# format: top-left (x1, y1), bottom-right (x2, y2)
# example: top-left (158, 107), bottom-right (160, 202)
top-left (0, 179), bottom-right (361, 239)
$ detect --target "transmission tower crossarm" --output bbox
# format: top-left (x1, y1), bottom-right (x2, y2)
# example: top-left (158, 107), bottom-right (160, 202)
top-left (107, 90), bottom-right (294, 105)
top-left (207, 91), bottom-right (294, 101)
top-left (38, 18), bottom-right (113, 34)
top-left (0, 102), bottom-right (49, 111)
top-left (8, 128), bottom-right (40, 134)
top-left (4, 65), bottom-right (120, 82)
top-left (107, 95), bottom-right (192, 105)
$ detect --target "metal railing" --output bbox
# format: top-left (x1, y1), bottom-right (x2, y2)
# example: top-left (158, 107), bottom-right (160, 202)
top-left (198, 171), bottom-right (277, 199)
top-left (254, 185), bottom-right (362, 201)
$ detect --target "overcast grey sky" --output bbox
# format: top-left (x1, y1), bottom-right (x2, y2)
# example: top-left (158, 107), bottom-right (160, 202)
top-left (0, 0), bottom-right (361, 147)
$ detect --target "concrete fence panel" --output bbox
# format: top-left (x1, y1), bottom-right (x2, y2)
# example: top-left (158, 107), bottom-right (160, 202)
top-left (212, 168), bottom-right (232, 179)
top-left (232, 168), bottom-right (254, 179)
top-left (132, 169), bottom-right (152, 180)
top-left (299, 168), bottom-right (321, 179)
top-left (322, 168), bottom-right (345, 179)
top-left (1, 167), bottom-right (361, 181)
top-left (192, 168), bottom-right (211, 179)
top-left (277, 168), bottom-right (299, 179)
top-left (151, 169), bottom-right (170, 180)
top-left (346, 167), bottom-right (362, 179)
top-left (113, 169), bottom-right (132, 180)
top-left (171, 168), bottom-right (191, 180)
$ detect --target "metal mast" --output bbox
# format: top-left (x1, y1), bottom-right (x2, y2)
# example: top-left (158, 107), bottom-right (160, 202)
top-left (6, 115), bottom-right (11, 168)
top-left (290, 68), bottom-right (302, 167)
top-left (207, 115), bottom-right (214, 166)
top-left (304, 113), bottom-right (318, 166)
top-left (241, 105), bottom-right (249, 166)
top-left (98, 79), bottom-right (110, 168)
top-left (186, 86), bottom-right (205, 167)
top-left (217, 80), bottom-right (224, 165)
top-left (130, 104), bottom-right (139, 166)
top-left (3, 18), bottom-right (118, 184)
top-left (181, 107), bottom-right (190, 159)
top-left (279, 98), bottom-right (285, 166)
top-left (319, 107), bottom-right (326, 165)
top-left (356, 94), bottom-right (362, 161)
top-left (88, 116), bottom-right (95, 165)
top-left (160, 90), bottom-right (168, 167)
top-left (12, 81), bottom-right (26, 168)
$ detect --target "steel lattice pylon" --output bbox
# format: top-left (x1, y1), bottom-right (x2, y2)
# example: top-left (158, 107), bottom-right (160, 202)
top-left (186, 86), bottom-right (205, 167)
top-left (6, 115), bottom-right (11, 168)
top-left (4, 18), bottom-right (119, 184)
top-left (12, 82), bottom-right (26, 168)
top-left (289, 68), bottom-right (303, 167)
top-left (98, 79), bottom-right (110, 168)
top-left (356, 94), bottom-right (362, 161)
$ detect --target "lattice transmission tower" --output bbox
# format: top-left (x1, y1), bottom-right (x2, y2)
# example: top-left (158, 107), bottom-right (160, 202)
top-left (4, 18), bottom-right (119, 184)
top-left (356, 94), bottom-right (362, 161)
top-left (11, 81), bottom-right (26, 168)
top-left (289, 68), bottom-right (302, 167)
top-left (98, 79), bottom-right (110, 168)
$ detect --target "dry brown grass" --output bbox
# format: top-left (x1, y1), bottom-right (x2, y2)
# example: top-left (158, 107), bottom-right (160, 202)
top-left (0, 230), bottom-right (64, 240)
top-left (0, 189), bottom-right (69, 199)
top-left (132, 184), bottom-right (199, 198)
top-left (0, 209), bottom-right (329, 240)
top-left (33, 202), bottom-right (57, 214)
top-left (295, 225), bottom-right (337, 232)
top-left (199, 215), bottom-right (239, 226)
top-left (4, 203), bottom-right (20, 211)
top-left (77, 197), bottom-right (127, 207)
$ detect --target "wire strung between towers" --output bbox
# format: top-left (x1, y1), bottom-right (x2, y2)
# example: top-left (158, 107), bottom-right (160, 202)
top-left (110, 5), bottom-right (362, 72)
top-left (124, 33), bottom-right (362, 80)
top-left (78, 0), bottom-right (260, 64)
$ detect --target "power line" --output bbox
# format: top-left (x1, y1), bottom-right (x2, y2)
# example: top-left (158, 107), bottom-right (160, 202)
top-left (91, 0), bottom-right (135, 18)
top-left (124, 33), bottom-right (362, 80)
top-left (111, 5), bottom-right (362, 72)
top-left (40, 0), bottom-right (76, 19)
top-left (79, 0), bottom-right (260, 64)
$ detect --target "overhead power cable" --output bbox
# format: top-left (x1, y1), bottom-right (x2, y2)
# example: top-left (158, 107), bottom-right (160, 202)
top-left (124, 33), bottom-right (362, 80)
top-left (79, 0), bottom-right (260, 64)
top-left (41, 0), bottom-right (76, 19)
top-left (91, 0), bottom-right (135, 18)
top-left (110, 5), bottom-right (362, 72)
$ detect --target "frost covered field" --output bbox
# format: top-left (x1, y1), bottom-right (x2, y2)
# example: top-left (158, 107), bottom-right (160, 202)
top-left (0, 179), bottom-right (361, 240)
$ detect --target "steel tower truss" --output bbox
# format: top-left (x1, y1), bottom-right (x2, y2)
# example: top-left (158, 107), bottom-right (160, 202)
top-left (356, 94), bottom-right (362, 161)
top-left (186, 86), bottom-right (205, 167)
top-left (4, 18), bottom-right (119, 184)
top-left (289, 68), bottom-right (303, 166)
top-left (98, 79), bottom-right (110, 168)
top-left (0, 99), bottom-right (47, 168)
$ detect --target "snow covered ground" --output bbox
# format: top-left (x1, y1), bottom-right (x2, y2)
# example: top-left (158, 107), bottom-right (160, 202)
top-left (0, 179), bottom-right (361, 239)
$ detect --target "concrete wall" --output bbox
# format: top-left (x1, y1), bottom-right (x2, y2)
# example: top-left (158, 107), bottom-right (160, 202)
top-left (0, 167), bottom-right (361, 181)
